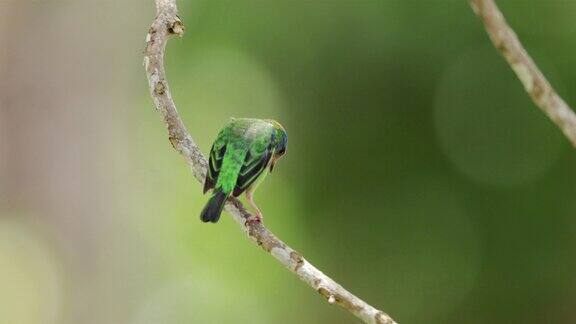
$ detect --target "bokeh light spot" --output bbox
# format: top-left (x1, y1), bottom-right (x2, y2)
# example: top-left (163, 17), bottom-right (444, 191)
top-left (132, 274), bottom-right (271, 324)
top-left (0, 219), bottom-right (63, 324)
top-left (434, 47), bottom-right (565, 187)
top-left (170, 45), bottom-right (285, 149)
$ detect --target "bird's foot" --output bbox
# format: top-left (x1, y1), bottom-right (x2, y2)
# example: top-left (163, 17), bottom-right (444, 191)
top-left (245, 213), bottom-right (262, 226)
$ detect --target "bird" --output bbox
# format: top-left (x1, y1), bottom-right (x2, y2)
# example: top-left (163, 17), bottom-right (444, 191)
top-left (200, 118), bottom-right (288, 223)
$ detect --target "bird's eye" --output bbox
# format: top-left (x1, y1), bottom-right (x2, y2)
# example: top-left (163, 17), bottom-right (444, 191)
top-left (277, 148), bottom-right (286, 155)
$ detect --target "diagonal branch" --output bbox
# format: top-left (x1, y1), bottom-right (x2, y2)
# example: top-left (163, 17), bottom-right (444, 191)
top-left (143, 1), bottom-right (397, 323)
top-left (470, 0), bottom-right (576, 147)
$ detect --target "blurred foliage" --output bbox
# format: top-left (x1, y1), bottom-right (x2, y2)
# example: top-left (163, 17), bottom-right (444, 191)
top-left (2, 0), bottom-right (576, 323)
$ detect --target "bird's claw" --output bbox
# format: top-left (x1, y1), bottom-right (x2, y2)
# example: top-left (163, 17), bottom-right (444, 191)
top-left (245, 214), bottom-right (262, 226)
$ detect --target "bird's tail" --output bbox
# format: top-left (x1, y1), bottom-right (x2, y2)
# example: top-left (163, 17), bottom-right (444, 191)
top-left (200, 189), bottom-right (227, 223)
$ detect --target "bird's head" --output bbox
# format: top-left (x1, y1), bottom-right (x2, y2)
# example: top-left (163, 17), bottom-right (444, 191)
top-left (267, 120), bottom-right (288, 172)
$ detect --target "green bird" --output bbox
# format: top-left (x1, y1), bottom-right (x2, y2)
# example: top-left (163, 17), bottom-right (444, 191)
top-left (200, 118), bottom-right (288, 223)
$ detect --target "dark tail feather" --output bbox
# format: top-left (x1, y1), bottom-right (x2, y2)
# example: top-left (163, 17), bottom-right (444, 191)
top-left (200, 190), bottom-right (227, 223)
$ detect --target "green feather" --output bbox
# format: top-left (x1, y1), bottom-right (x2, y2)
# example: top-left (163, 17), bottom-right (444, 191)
top-left (201, 118), bottom-right (288, 223)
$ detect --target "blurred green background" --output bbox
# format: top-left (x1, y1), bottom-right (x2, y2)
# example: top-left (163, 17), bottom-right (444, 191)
top-left (1, 0), bottom-right (576, 323)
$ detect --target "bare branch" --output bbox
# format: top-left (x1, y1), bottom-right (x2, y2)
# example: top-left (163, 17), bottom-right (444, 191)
top-left (470, 0), bottom-right (576, 147)
top-left (143, 1), bottom-right (397, 323)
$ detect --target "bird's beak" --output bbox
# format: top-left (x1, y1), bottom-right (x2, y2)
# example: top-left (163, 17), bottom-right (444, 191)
top-left (269, 157), bottom-right (278, 172)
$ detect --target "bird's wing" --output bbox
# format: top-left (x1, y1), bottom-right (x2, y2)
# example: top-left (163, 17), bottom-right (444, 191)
top-left (232, 134), bottom-right (274, 197)
top-left (203, 135), bottom-right (228, 194)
